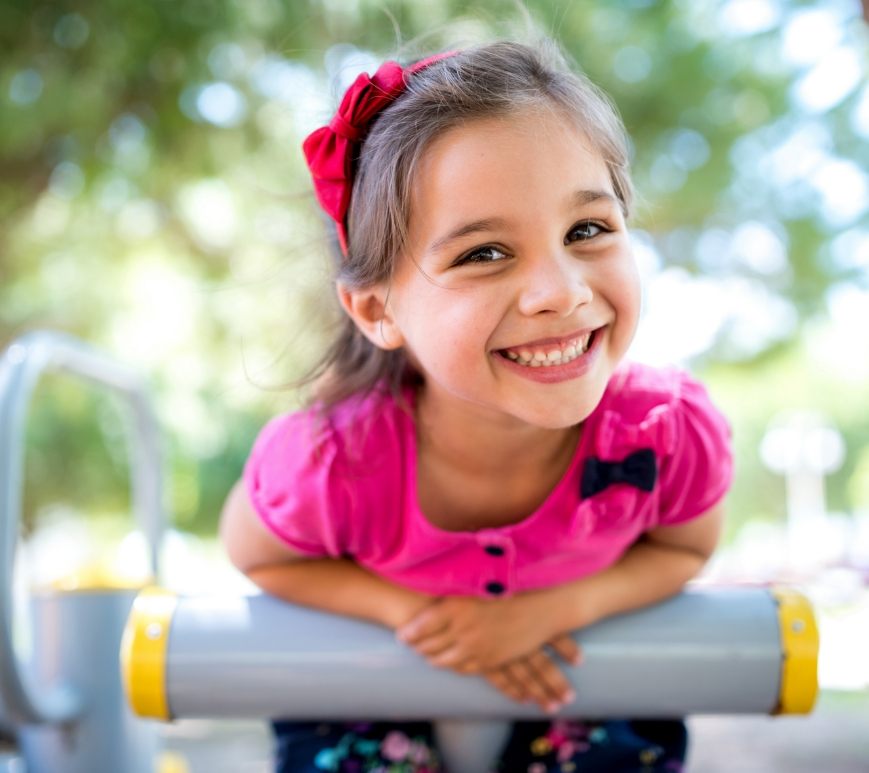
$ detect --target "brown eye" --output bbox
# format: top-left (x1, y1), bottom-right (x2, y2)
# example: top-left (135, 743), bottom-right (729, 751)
top-left (566, 221), bottom-right (607, 244)
top-left (454, 245), bottom-right (509, 265)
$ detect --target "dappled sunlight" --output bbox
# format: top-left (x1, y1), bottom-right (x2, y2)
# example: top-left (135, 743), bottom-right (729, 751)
top-left (2, 0), bottom-right (866, 565)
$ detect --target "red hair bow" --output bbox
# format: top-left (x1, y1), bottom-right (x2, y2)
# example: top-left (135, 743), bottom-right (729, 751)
top-left (302, 52), bottom-right (455, 255)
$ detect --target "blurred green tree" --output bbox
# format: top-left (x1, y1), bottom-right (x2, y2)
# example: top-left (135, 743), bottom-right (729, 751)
top-left (1, 0), bottom-right (867, 540)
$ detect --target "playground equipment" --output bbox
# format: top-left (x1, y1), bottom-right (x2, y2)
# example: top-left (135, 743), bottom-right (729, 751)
top-left (121, 585), bottom-right (818, 772)
top-left (0, 331), bottom-right (164, 773)
top-left (0, 331), bottom-right (820, 773)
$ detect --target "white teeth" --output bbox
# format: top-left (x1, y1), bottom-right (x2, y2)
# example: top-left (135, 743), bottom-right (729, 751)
top-left (503, 332), bottom-right (595, 368)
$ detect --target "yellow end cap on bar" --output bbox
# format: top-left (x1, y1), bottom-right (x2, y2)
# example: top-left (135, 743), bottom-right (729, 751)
top-left (120, 586), bottom-right (178, 721)
top-left (771, 586), bottom-right (819, 715)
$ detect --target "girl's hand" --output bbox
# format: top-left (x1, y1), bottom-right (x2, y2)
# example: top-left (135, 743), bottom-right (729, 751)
top-left (396, 594), bottom-right (579, 672)
top-left (483, 635), bottom-right (580, 714)
top-left (388, 590), bottom-right (439, 630)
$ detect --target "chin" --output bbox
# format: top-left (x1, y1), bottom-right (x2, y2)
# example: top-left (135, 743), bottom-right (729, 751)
top-left (536, 387), bottom-right (608, 428)
top-left (520, 406), bottom-right (593, 430)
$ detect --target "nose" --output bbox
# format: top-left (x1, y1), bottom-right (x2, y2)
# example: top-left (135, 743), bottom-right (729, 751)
top-left (516, 248), bottom-right (593, 318)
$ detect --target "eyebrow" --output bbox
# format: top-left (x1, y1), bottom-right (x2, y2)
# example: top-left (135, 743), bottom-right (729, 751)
top-left (428, 217), bottom-right (507, 254)
top-left (427, 189), bottom-right (619, 254)
top-left (571, 189), bottom-right (618, 208)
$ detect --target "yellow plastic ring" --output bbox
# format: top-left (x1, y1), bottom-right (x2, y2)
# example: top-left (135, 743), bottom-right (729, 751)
top-left (770, 586), bottom-right (819, 715)
top-left (120, 586), bottom-right (178, 720)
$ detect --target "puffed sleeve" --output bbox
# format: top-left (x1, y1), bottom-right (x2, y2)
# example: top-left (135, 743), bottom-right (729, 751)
top-left (655, 373), bottom-right (734, 526)
top-left (242, 411), bottom-right (350, 557)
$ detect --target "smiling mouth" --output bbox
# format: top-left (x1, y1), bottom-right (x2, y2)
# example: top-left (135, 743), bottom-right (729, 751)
top-left (497, 330), bottom-right (598, 367)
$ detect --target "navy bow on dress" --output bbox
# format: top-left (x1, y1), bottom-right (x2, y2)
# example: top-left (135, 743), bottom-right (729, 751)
top-left (581, 448), bottom-right (658, 499)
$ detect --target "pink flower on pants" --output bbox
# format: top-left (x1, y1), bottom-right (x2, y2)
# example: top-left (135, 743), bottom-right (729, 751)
top-left (557, 741), bottom-right (577, 762)
top-left (409, 741), bottom-right (432, 764)
top-left (381, 731), bottom-right (411, 761)
top-left (545, 730), bottom-right (567, 747)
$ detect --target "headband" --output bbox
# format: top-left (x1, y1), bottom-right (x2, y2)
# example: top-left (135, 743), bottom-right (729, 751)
top-left (302, 51), bottom-right (456, 255)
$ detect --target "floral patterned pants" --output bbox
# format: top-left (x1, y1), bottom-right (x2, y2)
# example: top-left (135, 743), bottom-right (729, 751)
top-left (272, 718), bottom-right (687, 773)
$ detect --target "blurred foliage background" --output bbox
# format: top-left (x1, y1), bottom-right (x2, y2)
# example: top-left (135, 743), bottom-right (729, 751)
top-left (1, 0), bottom-right (868, 549)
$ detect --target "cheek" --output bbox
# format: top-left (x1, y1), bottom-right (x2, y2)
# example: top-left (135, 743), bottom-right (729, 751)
top-left (621, 264), bottom-right (642, 318)
top-left (396, 287), bottom-right (496, 363)
top-left (601, 257), bottom-right (641, 336)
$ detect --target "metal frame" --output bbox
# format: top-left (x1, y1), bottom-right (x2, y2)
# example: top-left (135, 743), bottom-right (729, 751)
top-left (0, 330), bottom-right (163, 725)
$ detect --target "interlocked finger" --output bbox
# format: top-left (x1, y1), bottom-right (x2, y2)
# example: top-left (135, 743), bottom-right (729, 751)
top-left (430, 645), bottom-right (478, 671)
top-left (504, 657), bottom-right (563, 712)
top-left (398, 616), bottom-right (451, 646)
top-left (526, 649), bottom-right (576, 705)
top-left (412, 632), bottom-right (458, 657)
top-left (453, 657), bottom-right (481, 675)
top-left (547, 633), bottom-right (583, 666)
top-left (484, 666), bottom-right (526, 704)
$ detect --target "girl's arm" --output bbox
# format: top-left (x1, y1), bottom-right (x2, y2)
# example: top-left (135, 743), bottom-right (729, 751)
top-left (219, 480), bottom-right (432, 629)
top-left (399, 501), bottom-right (725, 671)
top-left (222, 479), bottom-right (579, 712)
top-left (531, 500), bottom-right (726, 638)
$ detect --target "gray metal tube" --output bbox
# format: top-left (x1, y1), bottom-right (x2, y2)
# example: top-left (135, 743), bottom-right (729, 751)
top-left (124, 587), bottom-right (818, 722)
top-left (0, 330), bottom-right (164, 725)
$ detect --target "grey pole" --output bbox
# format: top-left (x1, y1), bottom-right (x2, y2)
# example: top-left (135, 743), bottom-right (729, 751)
top-left (124, 586), bottom-right (818, 772)
top-left (125, 587), bottom-right (817, 721)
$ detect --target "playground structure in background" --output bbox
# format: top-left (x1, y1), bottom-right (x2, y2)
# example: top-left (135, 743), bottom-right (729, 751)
top-left (0, 331), bottom-right (819, 773)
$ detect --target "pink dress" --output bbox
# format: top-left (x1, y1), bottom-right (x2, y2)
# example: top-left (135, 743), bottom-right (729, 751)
top-left (244, 362), bottom-right (733, 598)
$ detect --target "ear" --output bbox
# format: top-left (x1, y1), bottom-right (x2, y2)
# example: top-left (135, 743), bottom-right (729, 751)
top-left (336, 281), bottom-right (404, 351)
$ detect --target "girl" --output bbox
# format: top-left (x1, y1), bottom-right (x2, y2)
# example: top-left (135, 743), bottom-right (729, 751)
top-left (220, 38), bottom-right (733, 773)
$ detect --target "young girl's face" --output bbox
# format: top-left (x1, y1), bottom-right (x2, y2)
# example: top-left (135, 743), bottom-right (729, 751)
top-left (384, 107), bottom-right (641, 430)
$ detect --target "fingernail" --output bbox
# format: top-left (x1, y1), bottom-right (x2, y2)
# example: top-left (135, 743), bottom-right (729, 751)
top-left (545, 702), bottom-right (559, 714)
top-left (564, 690), bottom-right (576, 703)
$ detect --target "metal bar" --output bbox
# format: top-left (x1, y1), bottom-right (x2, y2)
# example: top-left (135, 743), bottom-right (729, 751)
top-left (124, 587), bottom-right (818, 721)
top-left (123, 586), bottom-right (818, 773)
top-left (0, 330), bottom-right (164, 725)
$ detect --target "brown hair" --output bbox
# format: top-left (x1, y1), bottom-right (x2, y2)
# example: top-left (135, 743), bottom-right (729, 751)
top-left (305, 38), bottom-right (634, 410)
